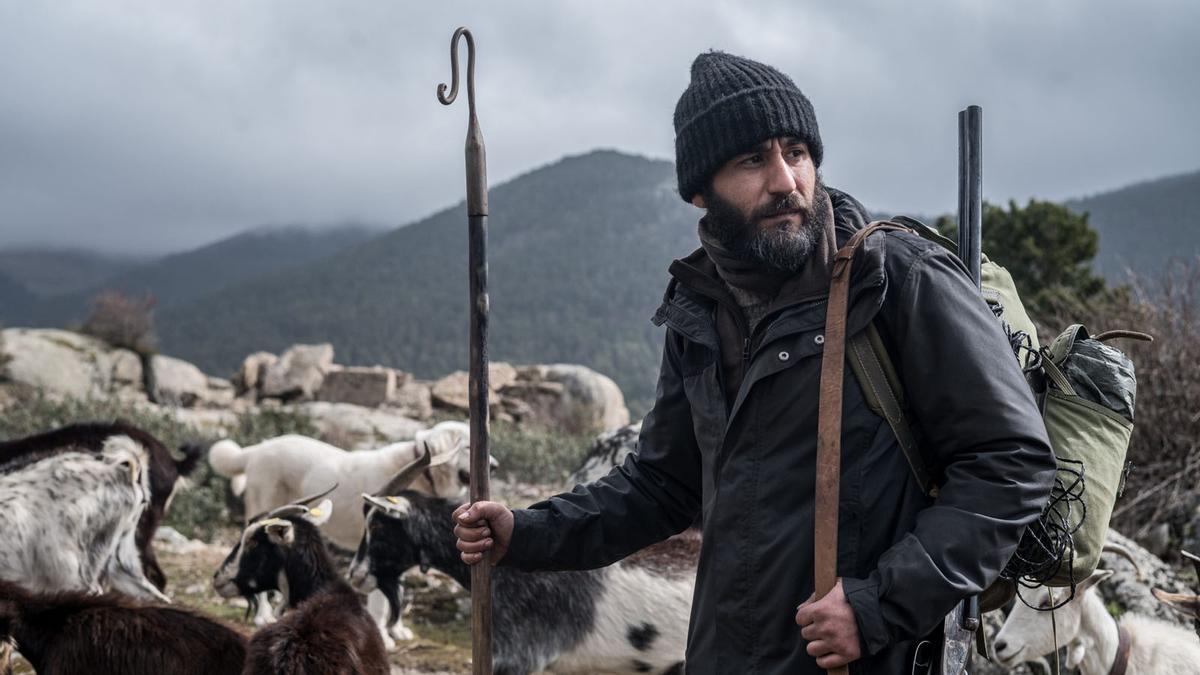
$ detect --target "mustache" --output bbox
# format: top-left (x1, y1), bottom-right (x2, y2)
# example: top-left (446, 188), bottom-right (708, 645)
top-left (751, 192), bottom-right (808, 222)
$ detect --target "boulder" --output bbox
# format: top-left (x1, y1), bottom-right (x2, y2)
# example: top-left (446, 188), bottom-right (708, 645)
top-left (388, 378), bottom-right (434, 420)
top-left (502, 364), bottom-right (630, 434)
top-left (151, 354), bottom-right (211, 408)
top-left (260, 343), bottom-right (334, 401)
top-left (1, 328), bottom-right (118, 398)
top-left (431, 369), bottom-right (504, 412)
top-left (291, 401), bottom-right (425, 449)
top-left (318, 366), bottom-right (397, 408)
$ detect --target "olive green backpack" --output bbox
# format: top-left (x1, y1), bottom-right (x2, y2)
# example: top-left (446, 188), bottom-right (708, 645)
top-left (850, 216), bottom-right (1148, 596)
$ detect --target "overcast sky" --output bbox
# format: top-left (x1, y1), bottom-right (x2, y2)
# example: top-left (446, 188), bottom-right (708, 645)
top-left (2, 0), bottom-right (1197, 255)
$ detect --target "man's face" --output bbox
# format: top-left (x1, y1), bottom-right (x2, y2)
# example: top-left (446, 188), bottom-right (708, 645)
top-left (694, 137), bottom-right (829, 273)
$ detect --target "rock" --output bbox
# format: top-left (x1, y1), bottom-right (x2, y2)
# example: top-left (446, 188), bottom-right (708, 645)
top-left (388, 378), bottom-right (434, 420)
top-left (1, 328), bottom-right (121, 398)
top-left (318, 366), bottom-right (397, 407)
top-left (430, 369), bottom-right (503, 412)
top-left (488, 362), bottom-right (518, 391)
top-left (109, 349), bottom-right (143, 387)
top-left (1184, 504), bottom-right (1200, 555)
top-left (151, 354), bottom-right (211, 408)
top-left (260, 343), bottom-right (334, 401)
top-left (291, 401), bottom-right (425, 449)
top-left (502, 364), bottom-right (630, 434)
top-left (235, 351), bottom-right (278, 395)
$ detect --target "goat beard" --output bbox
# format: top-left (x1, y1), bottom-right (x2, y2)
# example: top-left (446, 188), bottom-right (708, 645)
top-left (699, 177), bottom-right (832, 275)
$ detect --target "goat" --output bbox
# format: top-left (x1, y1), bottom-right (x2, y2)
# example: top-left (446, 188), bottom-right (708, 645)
top-left (0, 421), bottom-right (203, 591)
top-left (567, 422), bottom-right (641, 487)
top-left (0, 579), bottom-right (246, 675)
top-left (213, 495), bottom-right (388, 675)
top-left (1152, 549), bottom-right (1200, 638)
top-left (349, 457), bottom-right (693, 675)
top-left (209, 419), bottom-right (485, 642)
top-left (0, 436), bottom-right (167, 603)
top-left (993, 562), bottom-right (1200, 673)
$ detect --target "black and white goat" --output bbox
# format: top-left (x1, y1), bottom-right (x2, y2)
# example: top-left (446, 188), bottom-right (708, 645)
top-left (349, 457), bottom-right (693, 675)
top-left (0, 434), bottom-right (166, 602)
top-left (213, 492), bottom-right (389, 675)
top-left (0, 579), bottom-right (246, 675)
top-left (0, 421), bottom-right (203, 591)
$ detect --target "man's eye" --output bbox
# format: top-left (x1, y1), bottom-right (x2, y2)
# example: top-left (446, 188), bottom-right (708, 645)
top-left (742, 154), bottom-right (762, 166)
top-left (789, 147), bottom-right (807, 159)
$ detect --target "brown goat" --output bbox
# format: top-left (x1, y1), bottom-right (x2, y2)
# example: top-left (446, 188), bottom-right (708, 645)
top-left (0, 421), bottom-right (203, 590)
top-left (0, 579), bottom-right (246, 675)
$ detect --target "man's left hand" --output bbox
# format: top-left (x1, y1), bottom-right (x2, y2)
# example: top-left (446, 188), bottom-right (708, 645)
top-left (795, 579), bottom-right (863, 669)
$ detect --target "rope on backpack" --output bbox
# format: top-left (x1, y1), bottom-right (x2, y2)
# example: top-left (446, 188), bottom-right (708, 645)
top-left (1003, 457), bottom-right (1087, 610)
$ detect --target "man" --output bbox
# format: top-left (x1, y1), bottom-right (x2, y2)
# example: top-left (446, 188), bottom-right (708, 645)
top-left (455, 51), bottom-right (1056, 674)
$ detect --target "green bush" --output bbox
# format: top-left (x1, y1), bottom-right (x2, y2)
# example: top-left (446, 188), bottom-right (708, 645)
top-left (488, 420), bottom-right (593, 486)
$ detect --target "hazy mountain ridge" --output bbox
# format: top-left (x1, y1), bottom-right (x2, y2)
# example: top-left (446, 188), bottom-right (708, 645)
top-left (1066, 169), bottom-right (1200, 281)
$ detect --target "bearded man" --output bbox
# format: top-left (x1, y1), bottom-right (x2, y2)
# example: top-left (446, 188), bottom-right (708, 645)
top-left (454, 51), bottom-right (1056, 674)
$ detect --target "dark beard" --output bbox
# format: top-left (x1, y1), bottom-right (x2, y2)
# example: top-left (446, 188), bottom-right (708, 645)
top-left (699, 179), bottom-right (831, 274)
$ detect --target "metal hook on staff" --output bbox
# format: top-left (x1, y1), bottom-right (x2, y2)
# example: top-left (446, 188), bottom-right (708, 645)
top-left (437, 27), bottom-right (476, 118)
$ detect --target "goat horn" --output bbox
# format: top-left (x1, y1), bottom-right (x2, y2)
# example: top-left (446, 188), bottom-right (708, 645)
top-left (375, 443), bottom-right (433, 497)
top-left (1102, 542), bottom-right (1144, 581)
top-left (1183, 550), bottom-right (1200, 581)
top-left (247, 483), bottom-right (340, 522)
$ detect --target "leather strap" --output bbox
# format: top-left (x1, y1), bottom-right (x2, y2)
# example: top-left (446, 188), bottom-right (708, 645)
top-left (814, 221), bottom-right (911, 675)
top-left (1109, 624), bottom-right (1132, 675)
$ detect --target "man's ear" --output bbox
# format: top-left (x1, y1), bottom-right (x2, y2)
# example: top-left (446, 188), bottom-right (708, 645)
top-left (691, 193), bottom-right (707, 209)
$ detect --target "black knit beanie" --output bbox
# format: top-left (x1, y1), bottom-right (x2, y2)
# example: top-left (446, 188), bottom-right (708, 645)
top-left (674, 51), bottom-right (823, 202)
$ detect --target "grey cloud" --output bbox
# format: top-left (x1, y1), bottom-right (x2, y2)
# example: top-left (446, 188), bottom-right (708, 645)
top-left (0, 0), bottom-right (1195, 254)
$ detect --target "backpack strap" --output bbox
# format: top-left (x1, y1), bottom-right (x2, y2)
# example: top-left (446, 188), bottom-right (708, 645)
top-left (814, 220), bottom-right (911, 675)
top-left (848, 324), bottom-right (939, 497)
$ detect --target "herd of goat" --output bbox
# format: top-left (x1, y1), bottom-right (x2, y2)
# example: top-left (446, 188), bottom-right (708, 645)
top-left (0, 419), bottom-right (1197, 674)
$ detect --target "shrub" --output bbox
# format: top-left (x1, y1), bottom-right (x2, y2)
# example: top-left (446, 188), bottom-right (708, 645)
top-left (79, 290), bottom-right (158, 355)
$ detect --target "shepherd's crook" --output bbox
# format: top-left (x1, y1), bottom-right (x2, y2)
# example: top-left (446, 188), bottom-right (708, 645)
top-left (438, 26), bottom-right (492, 675)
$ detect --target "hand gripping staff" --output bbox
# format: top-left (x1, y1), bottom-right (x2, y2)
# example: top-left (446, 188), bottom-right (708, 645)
top-left (437, 26), bottom-right (493, 675)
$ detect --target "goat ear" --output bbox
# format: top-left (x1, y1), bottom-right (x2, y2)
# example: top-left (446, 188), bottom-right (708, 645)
top-left (1077, 568), bottom-right (1114, 595)
top-left (264, 520), bottom-right (294, 546)
top-left (304, 499), bottom-right (333, 526)
top-left (363, 493), bottom-right (410, 516)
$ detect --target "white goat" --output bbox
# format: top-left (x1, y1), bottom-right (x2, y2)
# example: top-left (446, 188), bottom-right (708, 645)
top-left (994, 569), bottom-right (1200, 673)
top-left (0, 435), bottom-right (167, 603)
top-left (208, 419), bottom-right (480, 646)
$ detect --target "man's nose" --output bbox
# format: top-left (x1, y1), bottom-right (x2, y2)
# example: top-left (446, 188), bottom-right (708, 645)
top-left (764, 151), bottom-right (798, 196)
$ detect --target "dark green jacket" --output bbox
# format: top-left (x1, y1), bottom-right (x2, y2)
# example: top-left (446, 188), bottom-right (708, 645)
top-left (503, 190), bottom-right (1056, 674)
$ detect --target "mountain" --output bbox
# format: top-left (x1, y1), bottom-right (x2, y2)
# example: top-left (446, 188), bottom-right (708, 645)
top-left (157, 151), bottom-right (699, 413)
top-left (0, 248), bottom-right (146, 297)
top-left (7, 224), bottom-right (379, 327)
top-left (0, 270), bottom-right (35, 319)
top-left (1066, 169), bottom-right (1200, 281)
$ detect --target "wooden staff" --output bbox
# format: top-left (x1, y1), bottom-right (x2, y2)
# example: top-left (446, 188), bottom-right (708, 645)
top-left (437, 26), bottom-right (492, 675)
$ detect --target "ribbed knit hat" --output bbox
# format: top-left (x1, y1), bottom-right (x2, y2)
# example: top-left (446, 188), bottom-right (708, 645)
top-left (674, 51), bottom-right (823, 202)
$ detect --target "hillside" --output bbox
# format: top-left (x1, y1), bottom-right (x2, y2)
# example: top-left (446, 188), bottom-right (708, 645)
top-left (6, 224), bottom-right (378, 327)
top-left (0, 248), bottom-right (145, 297)
top-left (158, 151), bottom-right (700, 412)
top-left (1066, 169), bottom-right (1200, 281)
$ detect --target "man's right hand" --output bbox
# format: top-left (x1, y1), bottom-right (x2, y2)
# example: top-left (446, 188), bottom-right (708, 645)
top-left (452, 500), bottom-right (515, 565)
